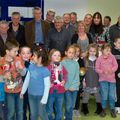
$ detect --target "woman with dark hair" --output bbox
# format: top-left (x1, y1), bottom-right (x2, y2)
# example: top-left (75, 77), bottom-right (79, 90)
top-left (89, 12), bottom-right (110, 46)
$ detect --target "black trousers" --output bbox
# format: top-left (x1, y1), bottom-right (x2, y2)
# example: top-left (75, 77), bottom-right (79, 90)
top-left (115, 76), bottom-right (120, 107)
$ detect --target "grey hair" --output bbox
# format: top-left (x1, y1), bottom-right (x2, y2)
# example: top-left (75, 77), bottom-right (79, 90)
top-left (0, 20), bottom-right (9, 26)
top-left (33, 7), bottom-right (41, 11)
top-left (54, 16), bottom-right (63, 22)
top-left (47, 9), bottom-right (55, 15)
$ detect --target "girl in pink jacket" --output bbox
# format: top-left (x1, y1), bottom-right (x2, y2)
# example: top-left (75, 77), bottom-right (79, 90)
top-left (96, 43), bottom-right (118, 118)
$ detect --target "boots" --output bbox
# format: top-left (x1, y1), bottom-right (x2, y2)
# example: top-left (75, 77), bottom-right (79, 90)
top-left (81, 103), bottom-right (89, 115)
top-left (95, 103), bottom-right (103, 114)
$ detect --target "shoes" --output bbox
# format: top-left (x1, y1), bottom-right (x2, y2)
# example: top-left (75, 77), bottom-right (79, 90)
top-left (100, 109), bottom-right (106, 117)
top-left (94, 103), bottom-right (103, 115)
top-left (111, 109), bottom-right (117, 118)
top-left (73, 110), bottom-right (80, 117)
top-left (115, 107), bottom-right (120, 114)
top-left (81, 103), bottom-right (89, 115)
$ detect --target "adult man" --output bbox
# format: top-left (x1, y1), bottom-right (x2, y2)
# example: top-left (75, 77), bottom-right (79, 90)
top-left (63, 13), bottom-right (76, 42)
top-left (103, 16), bottom-right (111, 28)
top-left (45, 9), bottom-right (55, 28)
top-left (25, 7), bottom-right (50, 50)
top-left (70, 12), bottom-right (78, 29)
top-left (48, 16), bottom-right (70, 56)
top-left (0, 21), bottom-right (14, 57)
top-left (109, 16), bottom-right (120, 44)
top-left (8, 12), bottom-right (26, 47)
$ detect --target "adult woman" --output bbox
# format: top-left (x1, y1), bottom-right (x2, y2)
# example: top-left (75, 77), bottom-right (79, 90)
top-left (89, 12), bottom-right (110, 46)
top-left (71, 21), bottom-right (93, 57)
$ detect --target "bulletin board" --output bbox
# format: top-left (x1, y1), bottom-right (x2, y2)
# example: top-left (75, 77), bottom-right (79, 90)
top-left (0, 0), bottom-right (44, 21)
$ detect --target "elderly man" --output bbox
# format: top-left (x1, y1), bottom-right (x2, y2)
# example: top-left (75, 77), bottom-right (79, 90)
top-left (8, 12), bottom-right (26, 47)
top-left (25, 7), bottom-right (50, 50)
top-left (0, 20), bottom-right (14, 57)
top-left (45, 9), bottom-right (55, 28)
top-left (48, 16), bottom-right (70, 56)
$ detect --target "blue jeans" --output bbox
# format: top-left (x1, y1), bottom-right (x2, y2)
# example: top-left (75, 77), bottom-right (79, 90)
top-left (100, 81), bottom-right (116, 110)
top-left (0, 101), bottom-right (7, 120)
top-left (46, 90), bottom-right (64, 120)
top-left (6, 93), bottom-right (23, 120)
top-left (64, 90), bottom-right (78, 120)
top-left (28, 94), bottom-right (48, 120)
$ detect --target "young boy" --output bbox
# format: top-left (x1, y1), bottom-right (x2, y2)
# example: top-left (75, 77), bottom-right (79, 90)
top-left (0, 63), bottom-right (6, 120)
top-left (112, 37), bottom-right (120, 113)
top-left (0, 40), bottom-right (26, 120)
top-left (19, 46), bottom-right (32, 120)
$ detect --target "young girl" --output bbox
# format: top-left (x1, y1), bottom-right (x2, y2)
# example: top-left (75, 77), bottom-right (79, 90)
top-left (72, 44), bottom-right (85, 117)
top-left (81, 43), bottom-right (102, 115)
top-left (61, 45), bottom-right (80, 120)
top-left (96, 43), bottom-right (118, 118)
top-left (47, 49), bottom-right (67, 120)
top-left (20, 47), bottom-right (50, 120)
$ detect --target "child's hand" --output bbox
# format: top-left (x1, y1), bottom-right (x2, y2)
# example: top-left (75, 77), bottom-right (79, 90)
top-left (61, 80), bottom-right (65, 86)
top-left (104, 71), bottom-right (110, 75)
top-left (83, 79), bottom-right (86, 88)
top-left (69, 88), bottom-right (74, 91)
top-left (118, 73), bottom-right (120, 78)
top-left (104, 69), bottom-right (113, 75)
top-left (4, 72), bottom-right (11, 80)
top-left (16, 61), bottom-right (24, 70)
top-left (20, 93), bottom-right (24, 99)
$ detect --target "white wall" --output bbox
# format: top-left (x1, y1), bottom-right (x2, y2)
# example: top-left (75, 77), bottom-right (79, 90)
top-left (44, 0), bottom-right (120, 24)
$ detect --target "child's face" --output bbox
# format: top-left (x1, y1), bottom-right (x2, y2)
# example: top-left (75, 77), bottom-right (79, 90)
top-left (7, 47), bottom-right (19, 59)
top-left (102, 47), bottom-right (111, 56)
top-left (32, 53), bottom-right (40, 64)
top-left (75, 48), bottom-right (80, 58)
top-left (89, 47), bottom-right (97, 56)
top-left (20, 48), bottom-right (31, 61)
top-left (51, 51), bottom-right (61, 62)
top-left (114, 39), bottom-right (120, 49)
top-left (65, 48), bottom-right (75, 59)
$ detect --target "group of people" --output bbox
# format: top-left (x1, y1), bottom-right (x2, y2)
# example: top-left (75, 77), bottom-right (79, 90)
top-left (0, 6), bottom-right (120, 120)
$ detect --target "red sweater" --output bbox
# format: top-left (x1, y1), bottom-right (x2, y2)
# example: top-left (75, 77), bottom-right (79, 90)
top-left (48, 63), bottom-right (67, 93)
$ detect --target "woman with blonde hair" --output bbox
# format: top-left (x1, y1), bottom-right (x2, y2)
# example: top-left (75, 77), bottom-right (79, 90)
top-left (71, 21), bottom-right (93, 58)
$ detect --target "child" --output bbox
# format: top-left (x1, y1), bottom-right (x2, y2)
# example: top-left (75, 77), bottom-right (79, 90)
top-left (19, 46), bottom-right (32, 120)
top-left (0, 62), bottom-right (6, 120)
top-left (61, 45), bottom-right (80, 120)
top-left (96, 43), bottom-right (118, 118)
top-left (81, 43), bottom-right (102, 115)
top-left (20, 46), bottom-right (50, 120)
top-left (47, 49), bottom-right (67, 120)
top-left (112, 37), bottom-right (120, 113)
top-left (0, 40), bottom-right (25, 120)
top-left (72, 44), bottom-right (85, 117)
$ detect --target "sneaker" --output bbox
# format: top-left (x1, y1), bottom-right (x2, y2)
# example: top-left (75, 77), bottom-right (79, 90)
top-left (115, 107), bottom-right (120, 114)
top-left (100, 109), bottom-right (106, 117)
top-left (75, 110), bottom-right (81, 117)
top-left (73, 110), bottom-right (77, 117)
top-left (111, 109), bottom-right (117, 118)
